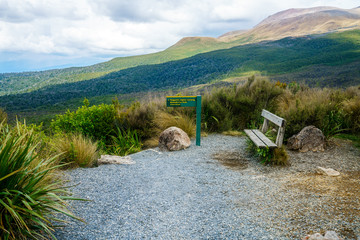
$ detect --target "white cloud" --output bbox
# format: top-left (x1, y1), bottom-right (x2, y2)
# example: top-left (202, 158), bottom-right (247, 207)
top-left (0, 0), bottom-right (358, 72)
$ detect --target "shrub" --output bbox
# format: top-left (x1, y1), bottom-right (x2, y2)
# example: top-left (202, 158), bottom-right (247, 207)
top-left (202, 76), bottom-right (284, 132)
top-left (51, 101), bottom-right (116, 144)
top-left (115, 100), bottom-right (159, 141)
top-left (53, 133), bottom-right (99, 168)
top-left (342, 96), bottom-right (360, 133)
top-left (276, 88), bottom-right (347, 138)
top-left (0, 124), bottom-right (82, 239)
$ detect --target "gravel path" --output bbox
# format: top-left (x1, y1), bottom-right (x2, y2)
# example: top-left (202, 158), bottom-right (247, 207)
top-left (54, 134), bottom-right (360, 240)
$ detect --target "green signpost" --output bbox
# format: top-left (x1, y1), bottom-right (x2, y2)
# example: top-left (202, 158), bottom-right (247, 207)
top-left (166, 96), bottom-right (202, 146)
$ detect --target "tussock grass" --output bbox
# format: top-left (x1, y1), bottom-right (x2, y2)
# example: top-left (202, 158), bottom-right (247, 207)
top-left (276, 86), bottom-right (360, 138)
top-left (153, 111), bottom-right (196, 138)
top-left (342, 96), bottom-right (360, 133)
top-left (53, 133), bottom-right (99, 168)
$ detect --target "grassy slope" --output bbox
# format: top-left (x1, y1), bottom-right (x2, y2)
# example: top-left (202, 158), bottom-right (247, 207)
top-left (0, 37), bottom-right (237, 96)
top-left (1, 30), bottom-right (360, 117)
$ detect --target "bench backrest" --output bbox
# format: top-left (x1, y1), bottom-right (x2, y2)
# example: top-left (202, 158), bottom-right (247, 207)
top-left (260, 109), bottom-right (286, 147)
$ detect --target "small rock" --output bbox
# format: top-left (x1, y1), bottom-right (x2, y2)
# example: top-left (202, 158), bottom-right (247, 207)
top-left (98, 155), bottom-right (135, 165)
top-left (287, 126), bottom-right (325, 152)
top-left (303, 231), bottom-right (343, 240)
top-left (324, 231), bottom-right (342, 240)
top-left (159, 126), bottom-right (191, 151)
top-left (316, 166), bottom-right (340, 177)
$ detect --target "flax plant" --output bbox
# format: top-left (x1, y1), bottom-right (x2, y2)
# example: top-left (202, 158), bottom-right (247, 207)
top-left (0, 125), bottom-right (83, 240)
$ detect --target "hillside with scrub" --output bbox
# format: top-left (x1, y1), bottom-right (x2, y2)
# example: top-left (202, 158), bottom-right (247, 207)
top-left (1, 29), bottom-right (360, 125)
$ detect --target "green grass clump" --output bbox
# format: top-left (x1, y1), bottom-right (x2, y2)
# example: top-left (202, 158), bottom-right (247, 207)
top-left (53, 133), bottom-right (99, 168)
top-left (108, 128), bottom-right (142, 156)
top-left (0, 122), bottom-right (82, 239)
top-left (246, 138), bottom-right (289, 165)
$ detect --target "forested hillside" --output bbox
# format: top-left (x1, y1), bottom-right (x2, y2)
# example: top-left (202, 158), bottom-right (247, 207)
top-left (1, 30), bottom-right (359, 114)
top-left (1, 6), bottom-right (359, 97)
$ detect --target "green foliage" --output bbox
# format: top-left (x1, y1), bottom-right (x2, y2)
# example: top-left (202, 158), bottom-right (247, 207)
top-left (0, 123), bottom-right (82, 240)
top-left (108, 128), bottom-right (142, 156)
top-left (342, 95), bottom-right (360, 133)
top-left (51, 101), bottom-right (116, 144)
top-left (246, 138), bottom-right (288, 165)
top-left (115, 100), bottom-right (158, 141)
top-left (277, 86), bottom-right (360, 138)
top-left (202, 76), bottom-right (283, 132)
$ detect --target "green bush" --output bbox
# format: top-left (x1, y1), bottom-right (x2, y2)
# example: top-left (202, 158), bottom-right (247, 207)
top-left (51, 101), bottom-right (116, 144)
top-left (276, 87), bottom-right (359, 138)
top-left (115, 100), bottom-right (159, 141)
top-left (202, 76), bottom-right (284, 132)
top-left (0, 123), bottom-right (82, 239)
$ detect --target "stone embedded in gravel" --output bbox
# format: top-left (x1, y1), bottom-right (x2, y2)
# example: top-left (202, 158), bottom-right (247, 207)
top-left (158, 126), bottom-right (191, 151)
top-left (287, 125), bottom-right (325, 152)
top-left (324, 231), bottom-right (343, 240)
top-left (98, 155), bottom-right (135, 165)
top-left (303, 231), bottom-right (343, 240)
top-left (316, 166), bottom-right (340, 177)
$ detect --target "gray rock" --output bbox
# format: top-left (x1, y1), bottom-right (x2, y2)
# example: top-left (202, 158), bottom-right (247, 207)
top-left (324, 231), bottom-right (342, 240)
top-left (98, 155), bottom-right (135, 165)
top-left (303, 231), bottom-right (343, 240)
top-left (287, 125), bottom-right (325, 152)
top-left (158, 126), bottom-right (191, 151)
top-left (316, 166), bottom-right (340, 177)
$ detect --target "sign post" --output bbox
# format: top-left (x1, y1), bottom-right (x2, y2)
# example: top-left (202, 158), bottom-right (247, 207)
top-left (166, 96), bottom-right (201, 146)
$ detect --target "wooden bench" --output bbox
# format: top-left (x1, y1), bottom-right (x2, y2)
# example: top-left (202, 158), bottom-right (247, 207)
top-left (244, 110), bottom-right (286, 148)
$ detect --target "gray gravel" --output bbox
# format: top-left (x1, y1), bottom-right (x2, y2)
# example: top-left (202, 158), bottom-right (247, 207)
top-left (54, 134), bottom-right (360, 240)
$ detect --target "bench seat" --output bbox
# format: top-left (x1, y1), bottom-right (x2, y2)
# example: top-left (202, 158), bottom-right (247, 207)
top-left (244, 109), bottom-right (286, 148)
top-left (244, 129), bottom-right (277, 148)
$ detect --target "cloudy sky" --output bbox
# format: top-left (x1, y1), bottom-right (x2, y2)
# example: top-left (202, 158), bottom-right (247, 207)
top-left (0, 0), bottom-right (358, 73)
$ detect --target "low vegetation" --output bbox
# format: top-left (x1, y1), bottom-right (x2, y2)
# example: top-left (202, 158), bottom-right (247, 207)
top-left (1, 75), bottom-right (359, 237)
top-left (52, 133), bottom-right (99, 168)
top-left (0, 121), bottom-right (83, 239)
top-left (45, 76), bottom-right (359, 163)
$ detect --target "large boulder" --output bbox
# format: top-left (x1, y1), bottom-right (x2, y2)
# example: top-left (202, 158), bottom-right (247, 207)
top-left (287, 126), bottom-right (325, 152)
top-left (159, 127), bottom-right (191, 151)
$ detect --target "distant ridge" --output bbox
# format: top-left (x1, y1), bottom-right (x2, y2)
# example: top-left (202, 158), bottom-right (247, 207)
top-left (1, 6), bottom-right (360, 97)
top-left (217, 6), bottom-right (360, 42)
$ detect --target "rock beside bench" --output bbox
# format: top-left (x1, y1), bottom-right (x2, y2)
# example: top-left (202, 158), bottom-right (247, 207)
top-left (287, 126), bottom-right (325, 152)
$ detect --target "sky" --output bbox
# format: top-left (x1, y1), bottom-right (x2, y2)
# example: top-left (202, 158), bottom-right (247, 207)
top-left (0, 0), bottom-right (358, 73)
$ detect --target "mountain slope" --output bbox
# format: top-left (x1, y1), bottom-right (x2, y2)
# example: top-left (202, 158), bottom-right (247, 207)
top-left (1, 30), bottom-right (359, 113)
top-left (218, 6), bottom-right (360, 42)
top-left (1, 6), bottom-right (359, 96)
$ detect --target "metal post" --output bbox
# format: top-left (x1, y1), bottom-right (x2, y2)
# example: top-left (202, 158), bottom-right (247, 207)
top-left (196, 95), bottom-right (201, 146)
